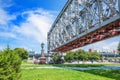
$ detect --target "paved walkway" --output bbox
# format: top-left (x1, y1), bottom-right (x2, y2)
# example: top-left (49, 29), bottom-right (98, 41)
top-left (23, 66), bottom-right (120, 70)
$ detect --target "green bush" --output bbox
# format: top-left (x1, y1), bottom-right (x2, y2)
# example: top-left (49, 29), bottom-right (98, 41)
top-left (14, 48), bottom-right (28, 60)
top-left (0, 47), bottom-right (22, 80)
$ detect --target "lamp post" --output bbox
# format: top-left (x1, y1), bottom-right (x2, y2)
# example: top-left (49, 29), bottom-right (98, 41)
top-left (41, 42), bottom-right (44, 50)
top-left (39, 42), bottom-right (46, 64)
top-left (41, 42), bottom-right (45, 57)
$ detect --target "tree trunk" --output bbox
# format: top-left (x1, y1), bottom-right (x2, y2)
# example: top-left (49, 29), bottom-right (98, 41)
top-left (77, 60), bottom-right (79, 64)
top-left (82, 60), bottom-right (86, 64)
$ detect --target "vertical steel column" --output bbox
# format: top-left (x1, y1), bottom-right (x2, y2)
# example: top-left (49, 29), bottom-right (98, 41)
top-left (75, 0), bottom-right (79, 35)
top-left (47, 33), bottom-right (50, 63)
top-left (47, 33), bottom-right (50, 54)
top-left (119, 0), bottom-right (120, 14)
top-left (98, 1), bottom-right (103, 23)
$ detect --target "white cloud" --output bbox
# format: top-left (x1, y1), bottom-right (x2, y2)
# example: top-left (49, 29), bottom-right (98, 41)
top-left (0, 46), bottom-right (3, 50)
top-left (83, 37), bottom-right (120, 51)
top-left (0, 32), bottom-right (16, 38)
top-left (0, 1), bottom-right (16, 26)
top-left (13, 9), bottom-right (55, 44)
top-left (0, 9), bottom-right (16, 25)
top-left (0, 0), bottom-right (119, 52)
top-left (0, 2), bottom-right (55, 51)
top-left (102, 41), bottom-right (119, 50)
top-left (0, 0), bottom-right (13, 8)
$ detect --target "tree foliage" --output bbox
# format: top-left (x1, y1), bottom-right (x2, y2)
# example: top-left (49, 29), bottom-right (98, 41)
top-left (65, 49), bottom-right (100, 63)
top-left (65, 51), bottom-right (74, 62)
top-left (0, 47), bottom-right (22, 80)
top-left (88, 52), bottom-right (100, 60)
top-left (51, 53), bottom-right (64, 64)
top-left (52, 56), bottom-right (61, 62)
top-left (14, 48), bottom-right (28, 60)
top-left (75, 49), bottom-right (88, 61)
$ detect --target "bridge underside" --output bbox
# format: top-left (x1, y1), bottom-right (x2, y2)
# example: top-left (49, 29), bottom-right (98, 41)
top-left (53, 19), bottom-right (120, 52)
top-left (48, 0), bottom-right (120, 53)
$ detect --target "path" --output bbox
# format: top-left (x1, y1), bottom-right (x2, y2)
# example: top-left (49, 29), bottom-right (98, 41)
top-left (22, 66), bottom-right (120, 70)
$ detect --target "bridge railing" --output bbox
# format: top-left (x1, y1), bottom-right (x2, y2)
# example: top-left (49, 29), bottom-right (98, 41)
top-left (48, 0), bottom-right (120, 52)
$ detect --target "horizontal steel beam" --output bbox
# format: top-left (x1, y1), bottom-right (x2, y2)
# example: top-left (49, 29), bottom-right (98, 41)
top-left (48, 0), bottom-right (120, 53)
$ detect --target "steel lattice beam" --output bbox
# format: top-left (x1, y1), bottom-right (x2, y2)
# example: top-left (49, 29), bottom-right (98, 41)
top-left (48, 0), bottom-right (120, 53)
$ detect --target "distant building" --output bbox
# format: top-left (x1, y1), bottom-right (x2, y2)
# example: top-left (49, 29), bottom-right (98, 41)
top-left (89, 48), bottom-right (94, 52)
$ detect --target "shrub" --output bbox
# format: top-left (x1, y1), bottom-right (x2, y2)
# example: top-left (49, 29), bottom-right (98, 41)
top-left (14, 48), bottom-right (28, 60)
top-left (0, 47), bottom-right (22, 80)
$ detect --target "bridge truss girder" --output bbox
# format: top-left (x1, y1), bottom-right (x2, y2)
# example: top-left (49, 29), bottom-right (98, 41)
top-left (48, 0), bottom-right (120, 53)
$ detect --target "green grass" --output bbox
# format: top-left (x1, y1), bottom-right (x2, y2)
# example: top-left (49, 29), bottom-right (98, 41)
top-left (21, 64), bottom-right (52, 68)
top-left (52, 64), bottom-right (104, 67)
top-left (52, 63), bottom-right (120, 67)
top-left (21, 61), bottom-right (51, 68)
top-left (21, 62), bottom-right (120, 80)
top-left (21, 61), bottom-right (120, 68)
top-left (82, 70), bottom-right (120, 80)
top-left (101, 64), bottom-right (120, 66)
top-left (21, 68), bottom-right (115, 80)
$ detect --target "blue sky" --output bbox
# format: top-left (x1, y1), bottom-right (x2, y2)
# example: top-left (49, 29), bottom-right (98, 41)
top-left (0, 0), bottom-right (120, 53)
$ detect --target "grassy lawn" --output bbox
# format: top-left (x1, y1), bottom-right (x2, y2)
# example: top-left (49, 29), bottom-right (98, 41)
top-left (52, 63), bottom-right (120, 67)
top-left (21, 68), bottom-right (115, 80)
top-left (21, 61), bottom-right (120, 68)
top-left (52, 64), bottom-right (104, 67)
top-left (82, 70), bottom-right (120, 80)
top-left (21, 63), bottom-right (104, 69)
top-left (21, 61), bottom-right (52, 68)
top-left (21, 62), bottom-right (120, 80)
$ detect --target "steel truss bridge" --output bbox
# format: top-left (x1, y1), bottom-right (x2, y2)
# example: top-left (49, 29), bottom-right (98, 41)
top-left (47, 0), bottom-right (120, 53)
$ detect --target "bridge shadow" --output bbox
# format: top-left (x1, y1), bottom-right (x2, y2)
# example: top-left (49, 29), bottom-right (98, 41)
top-left (80, 69), bottom-right (120, 80)
top-left (51, 64), bottom-right (120, 80)
top-left (52, 64), bottom-right (104, 67)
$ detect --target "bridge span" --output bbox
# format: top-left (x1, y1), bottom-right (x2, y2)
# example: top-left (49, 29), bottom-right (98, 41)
top-left (47, 0), bottom-right (120, 53)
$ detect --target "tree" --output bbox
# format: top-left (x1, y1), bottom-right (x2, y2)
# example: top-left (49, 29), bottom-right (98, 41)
top-left (51, 52), bottom-right (64, 64)
top-left (88, 52), bottom-right (100, 63)
top-left (65, 51), bottom-right (74, 62)
top-left (65, 49), bottom-right (100, 64)
top-left (75, 49), bottom-right (88, 63)
top-left (118, 41), bottom-right (120, 54)
top-left (0, 46), bottom-right (21, 80)
top-left (14, 48), bottom-right (28, 60)
top-left (52, 56), bottom-right (61, 63)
